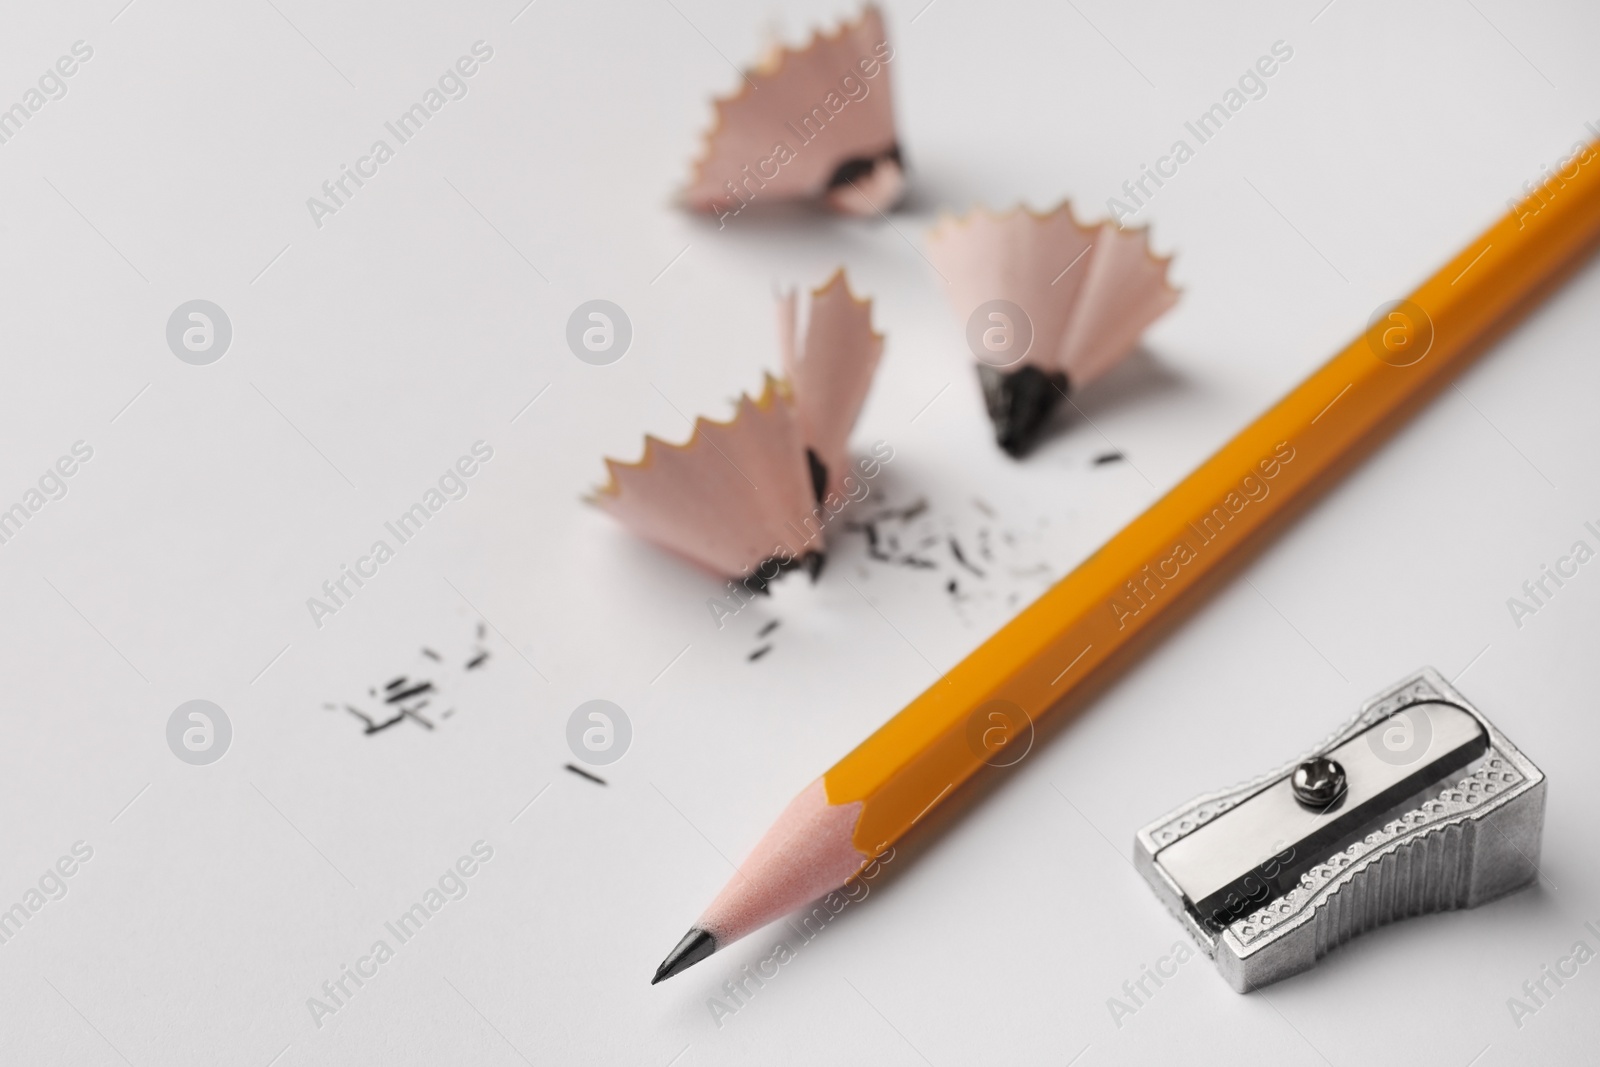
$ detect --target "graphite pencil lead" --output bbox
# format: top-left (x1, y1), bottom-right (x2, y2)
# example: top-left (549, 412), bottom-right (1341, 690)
top-left (652, 927), bottom-right (716, 985)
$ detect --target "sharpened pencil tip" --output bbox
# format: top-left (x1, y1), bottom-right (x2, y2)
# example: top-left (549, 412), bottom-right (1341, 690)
top-left (652, 927), bottom-right (716, 984)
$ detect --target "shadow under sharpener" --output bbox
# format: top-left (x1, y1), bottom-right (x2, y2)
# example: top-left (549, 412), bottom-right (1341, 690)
top-left (1134, 668), bottom-right (1547, 992)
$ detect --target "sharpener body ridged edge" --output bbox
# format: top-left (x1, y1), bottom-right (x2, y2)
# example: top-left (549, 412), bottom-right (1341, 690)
top-left (1133, 668), bottom-right (1546, 992)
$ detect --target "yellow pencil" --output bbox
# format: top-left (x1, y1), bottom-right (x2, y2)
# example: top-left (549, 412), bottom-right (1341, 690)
top-left (653, 137), bottom-right (1600, 983)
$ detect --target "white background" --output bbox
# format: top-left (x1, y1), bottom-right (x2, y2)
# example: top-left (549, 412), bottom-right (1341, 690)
top-left (1, 0), bottom-right (1598, 1063)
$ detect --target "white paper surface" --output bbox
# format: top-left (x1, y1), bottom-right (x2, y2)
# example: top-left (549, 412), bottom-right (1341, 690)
top-left (2, 0), bottom-right (1598, 1063)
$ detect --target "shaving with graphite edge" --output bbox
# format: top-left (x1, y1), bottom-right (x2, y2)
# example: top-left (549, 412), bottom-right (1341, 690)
top-left (926, 203), bottom-right (1179, 457)
top-left (680, 7), bottom-right (903, 221)
top-left (592, 270), bottom-right (884, 589)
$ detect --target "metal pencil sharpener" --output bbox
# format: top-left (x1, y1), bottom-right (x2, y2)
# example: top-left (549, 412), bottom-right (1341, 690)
top-left (1134, 668), bottom-right (1546, 991)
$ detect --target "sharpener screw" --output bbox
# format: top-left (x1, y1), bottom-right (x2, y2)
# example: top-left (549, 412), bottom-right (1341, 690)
top-left (1292, 756), bottom-right (1347, 808)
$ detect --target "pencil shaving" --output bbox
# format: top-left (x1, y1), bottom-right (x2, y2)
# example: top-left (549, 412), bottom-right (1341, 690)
top-left (926, 203), bottom-right (1179, 456)
top-left (594, 271), bottom-right (884, 584)
top-left (681, 6), bottom-right (902, 220)
top-left (592, 376), bottom-right (818, 582)
top-left (778, 269), bottom-right (885, 500)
